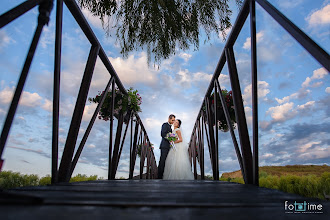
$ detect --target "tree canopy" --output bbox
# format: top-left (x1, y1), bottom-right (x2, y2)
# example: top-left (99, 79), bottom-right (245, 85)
top-left (78, 0), bottom-right (242, 65)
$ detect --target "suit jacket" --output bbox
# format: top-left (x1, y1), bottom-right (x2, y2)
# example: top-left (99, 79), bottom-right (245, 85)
top-left (160, 122), bottom-right (172, 149)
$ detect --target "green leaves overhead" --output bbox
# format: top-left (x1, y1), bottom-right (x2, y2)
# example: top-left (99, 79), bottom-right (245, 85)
top-left (78, 0), bottom-right (242, 65)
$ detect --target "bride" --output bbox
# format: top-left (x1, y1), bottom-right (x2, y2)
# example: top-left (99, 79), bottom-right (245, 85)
top-left (163, 119), bottom-right (194, 180)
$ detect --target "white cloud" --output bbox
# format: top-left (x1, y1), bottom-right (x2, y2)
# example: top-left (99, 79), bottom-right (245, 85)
top-left (297, 101), bottom-right (315, 110)
top-left (179, 52), bottom-right (192, 62)
top-left (275, 89), bottom-right (311, 104)
top-left (261, 153), bottom-right (274, 159)
top-left (81, 8), bottom-right (104, 30)
top-left (306, 4), bottom-right (330, 27)
top-left (109, 53), bottom-right (158, 86)
top-left (243, 81), bottom-right (270, 104)
top-left (40, 24), bottom-right (55, 49)
top-left (302, 67), bottom-right (328, 88)
top-left (266, 102), bottom-right (296, 122)
top-left (144, 117), bottom-right (163, 133)
top-left (244, 106), bottom-right (252, 127)
top-left (0, 87), bottom-right (42, 107)
top-left (87, 144), bottom-right (96, 148)
top-left (278, 0), bottom-right (304, 9)
top-left (42, 98), bottom-right (52, 112)
top-left (0, 30), bottom-right (11, 50)
top-left (298, 141), bottom-right (321, 153)
top-left (243, 31), bottom-right (264, 50)
top-left (326, 87), bottom-right (330, 93)
top-left (82, 103), bottom-right (97, 121)
top-left (218, 74), bottom-right (230, 88)
top-left (161, 68), bottom-right (212, 90)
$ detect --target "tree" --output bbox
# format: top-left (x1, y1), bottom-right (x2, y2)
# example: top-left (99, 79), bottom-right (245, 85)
top-left (78, 0), bottom-right (242, 65)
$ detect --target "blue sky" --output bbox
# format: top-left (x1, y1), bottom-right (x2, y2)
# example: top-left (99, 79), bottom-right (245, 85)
top-left (0, 0), bottom-right (329, 179)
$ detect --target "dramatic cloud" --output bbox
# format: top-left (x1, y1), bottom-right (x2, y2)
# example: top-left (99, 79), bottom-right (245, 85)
top-left (260, 122), bottom-right (330, 166)
top-left (326, 87), bottom-right (330, 93)
top-left (306, 4), bottom-right (330, 27)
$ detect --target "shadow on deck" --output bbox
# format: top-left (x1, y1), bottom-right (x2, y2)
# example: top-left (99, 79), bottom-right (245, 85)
top-left (0, 180), bottom-right (328, 219)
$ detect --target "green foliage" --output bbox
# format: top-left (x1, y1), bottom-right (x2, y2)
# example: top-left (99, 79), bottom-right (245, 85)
top-left (0, 171), bottom-right (39, 189)
top-left (0, 171), bottom-right (103, 189)
top-left (70, 174), bottom-right (99, 182)
top-left (78, 0), bottom-right (243, 65)
top-left (39, 175), bottom-right (51, 186)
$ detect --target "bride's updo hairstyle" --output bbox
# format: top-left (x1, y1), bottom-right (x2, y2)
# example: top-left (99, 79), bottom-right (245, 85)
top-left (177, 119), bottom-right (182, 128)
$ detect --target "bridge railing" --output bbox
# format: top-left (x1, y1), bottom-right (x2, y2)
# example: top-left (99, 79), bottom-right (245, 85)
top-left (0, 0), bottom-right (157, 183)
top-left (188, 0), bottom-right (329, 185)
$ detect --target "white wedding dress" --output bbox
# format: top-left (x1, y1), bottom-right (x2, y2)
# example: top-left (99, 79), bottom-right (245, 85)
top-left (163, 128), bottom-right (194, 180)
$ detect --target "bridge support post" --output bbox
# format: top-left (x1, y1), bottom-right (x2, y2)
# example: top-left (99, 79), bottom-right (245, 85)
top-left (52, 0), bottom-right (64, 184)
top-left (215, 79), bottom-right (246, 183)
top-left (225, 46), bottom-right (254, 184)
top-left (197, 119), bottom-right (205, 179)
top-left (58, 44), bottom-right (100, 182)
top-left (129, 119), bottom-right (139, 179)
top-left (205, 97), bottom-right (218, 180)
top-left (250, 0), bottom-right (259, 186)
top-left (110, 112), bottom-right (124, 179)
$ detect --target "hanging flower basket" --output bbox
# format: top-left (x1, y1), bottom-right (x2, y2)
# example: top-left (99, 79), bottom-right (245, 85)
top-left (89, 87), bottom-right (142, 124)
top-left (203, 90), bottom-right (236, 132)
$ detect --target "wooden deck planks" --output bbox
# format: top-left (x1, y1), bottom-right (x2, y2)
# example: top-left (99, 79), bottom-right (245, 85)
top-left (0, 180), bottom-right (329, 219)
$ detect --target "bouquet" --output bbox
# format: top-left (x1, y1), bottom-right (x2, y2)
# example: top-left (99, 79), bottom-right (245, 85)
top-left (166, 132), bottom-right (178, 150)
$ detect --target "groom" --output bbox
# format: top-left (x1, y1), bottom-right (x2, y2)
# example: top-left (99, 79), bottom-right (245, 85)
top-left (157, 114), bottom-right (176, 179)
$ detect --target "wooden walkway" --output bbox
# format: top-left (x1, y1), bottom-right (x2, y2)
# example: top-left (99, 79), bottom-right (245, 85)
top-left (0, 180), bottom-right (328, 219)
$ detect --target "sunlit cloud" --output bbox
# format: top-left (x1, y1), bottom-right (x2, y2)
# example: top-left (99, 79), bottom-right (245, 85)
top-left (302, 67), bottom-right (328, 88)
top-left (306, 4), bottom-right (330, 27)
top-left (243, 31), bottom-right (264, 50)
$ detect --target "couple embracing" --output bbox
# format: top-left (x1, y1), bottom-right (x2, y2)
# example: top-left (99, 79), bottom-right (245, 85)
top-left (157, 114), bottom-right (194, 180)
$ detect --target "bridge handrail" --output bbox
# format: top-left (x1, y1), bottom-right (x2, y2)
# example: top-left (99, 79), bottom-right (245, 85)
top-left (0, 0), bottom-right (157, 183)
top-left (188, 0), bottom-right (329, 185)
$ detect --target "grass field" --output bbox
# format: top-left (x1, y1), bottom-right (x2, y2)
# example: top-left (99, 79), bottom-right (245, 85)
top-left (221, 165), bottom-right (330, 178)
top-left (220, 165), bottom-right (330, 200)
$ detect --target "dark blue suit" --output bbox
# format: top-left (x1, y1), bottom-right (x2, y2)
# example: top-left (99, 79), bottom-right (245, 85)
top-left (158, 122), bottom-right (172, 179)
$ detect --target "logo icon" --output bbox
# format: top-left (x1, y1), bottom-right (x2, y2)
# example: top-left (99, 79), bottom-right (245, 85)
top-left (295, 201), bottom-right (306, 211)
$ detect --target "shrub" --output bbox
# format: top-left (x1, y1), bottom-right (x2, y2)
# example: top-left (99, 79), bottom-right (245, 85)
top-left (0, 171), bottom-right (39, 189)
top-left (39, 175), bottom-right (51, 186)
top-left (70, 174), bottom-right (98, 182)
